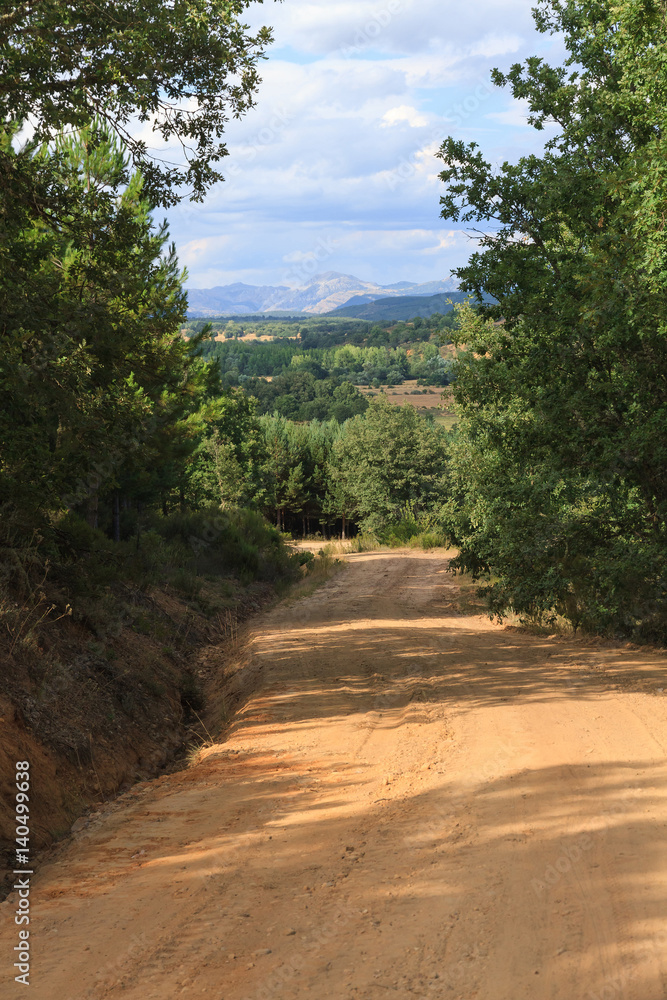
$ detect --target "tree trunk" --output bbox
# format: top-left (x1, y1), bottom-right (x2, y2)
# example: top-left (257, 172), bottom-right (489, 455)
top-left (341, 514), bottom-right (347, 540)
top-left (135, 501), bottom-right (143, 551)
top-left (112, 491), bottom-right (121, 543)
top-left (86, 491), bottom-right (99, 530)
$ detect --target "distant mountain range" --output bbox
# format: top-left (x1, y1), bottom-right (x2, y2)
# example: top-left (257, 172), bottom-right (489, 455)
top-left (185, 271), bottom-right (458, 317)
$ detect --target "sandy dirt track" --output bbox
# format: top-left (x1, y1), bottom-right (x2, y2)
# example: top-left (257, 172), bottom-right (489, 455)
top-left (2, 550), bottom-right (667, 999)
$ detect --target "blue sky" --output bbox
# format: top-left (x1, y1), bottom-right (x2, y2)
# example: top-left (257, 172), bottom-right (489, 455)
top-left (164, 0), bottom-right (565, 290)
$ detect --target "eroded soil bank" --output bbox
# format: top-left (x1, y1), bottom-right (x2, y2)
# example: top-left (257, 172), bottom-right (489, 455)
top-left (2, 550), bottom-right (667, 999)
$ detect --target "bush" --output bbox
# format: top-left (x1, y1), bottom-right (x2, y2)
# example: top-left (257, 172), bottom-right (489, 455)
top-left (376, 502), bottom-right (448, 550)
top-left (144, 507), bottom-right (297, 584)
top-left (379, 517), bottom-right (421, 546)
top-left (410, 530), bottom-right (448, 550)
top-left (0, 504), bottom-right (302, 649)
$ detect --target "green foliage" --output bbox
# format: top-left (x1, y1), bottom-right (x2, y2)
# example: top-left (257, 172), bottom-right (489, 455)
top-left (49, 506), bottom-right (298, 612)
top-left (0, 121), bottom-right (205, 527)
top-left (156, 507), bottom-right (295, 584)
top-left (0, 6), bottom-right (458, 632)
top-left (187, 313), bottom-right (458, 345)
top-left (375, 501), bottom-right (449, 549)
top-left (246, 372), bottom-right (370, 421)
top-left (328, 397), bottom-right (450, 535)
top-left (174, 399), bottom-right (453, 544)
top-left (0, 118), bottom-right (305, 621)
top-left (184, 390), bottom-right (265, 509)
top-left (0, 1), bottom-right (273, 204)
top-left (439, 4), bottom-right (667, 638)
top-left (0, 8), bottom-right (346, 658)
top-left (411, 530), bottom-right (448, 551)
top-left (195, 316), bottom-right (375, 342)
top-left (198, 334), bottom-right (454, 406)
top-left (256, 415), bottom-right (341, 532)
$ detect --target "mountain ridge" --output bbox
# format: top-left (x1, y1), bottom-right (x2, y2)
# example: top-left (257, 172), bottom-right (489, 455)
top-left (329, 291), bottom-right (479, 321)
top-left (186, 271), bottom-right (458, 317)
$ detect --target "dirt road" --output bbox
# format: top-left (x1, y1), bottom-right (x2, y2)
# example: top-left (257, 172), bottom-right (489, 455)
top-left (2, 550), bottom-right (667, 999)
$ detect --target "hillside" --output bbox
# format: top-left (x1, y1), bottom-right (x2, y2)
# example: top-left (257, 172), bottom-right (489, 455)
top-left (329, 290), bottom-right (479, 320)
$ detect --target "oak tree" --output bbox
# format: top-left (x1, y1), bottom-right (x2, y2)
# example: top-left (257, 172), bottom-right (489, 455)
top-left (439, 1), bottom-right (667, 636)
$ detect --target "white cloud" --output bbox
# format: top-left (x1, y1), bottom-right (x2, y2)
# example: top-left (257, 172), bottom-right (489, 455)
top-left (248, 0), bottom-right (538, 56)
top-left (178, 234), bottom-right (234, 269)
top-left (156, 1), bottom-right (569, 287)
top-left (381, 105), bottom-right (429, 128)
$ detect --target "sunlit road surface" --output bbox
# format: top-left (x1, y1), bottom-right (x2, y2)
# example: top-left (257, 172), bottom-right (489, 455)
top-left (3, 550), bottom-right (667, 999)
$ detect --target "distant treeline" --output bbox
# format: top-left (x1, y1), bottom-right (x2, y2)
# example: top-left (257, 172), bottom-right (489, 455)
top-left (193, 317), bottom-right (455, 420)
top-left (201, 340), bottom-right (452, 386)
top-left (191, 394), bottom-right (449, 540)
top-left (187, 310), bottom-right (458, 346)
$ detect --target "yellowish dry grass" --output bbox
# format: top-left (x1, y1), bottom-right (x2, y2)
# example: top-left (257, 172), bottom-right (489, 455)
top-left (357, 381), bottom-right (458, 428)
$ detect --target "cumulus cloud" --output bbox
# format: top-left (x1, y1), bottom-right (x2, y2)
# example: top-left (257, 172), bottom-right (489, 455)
top-left (381, 105), bottom-right (430, 128)
top-left (157, 1), bottom-right (567, 287)
top-left (248, 0), bottom-right (538, 56)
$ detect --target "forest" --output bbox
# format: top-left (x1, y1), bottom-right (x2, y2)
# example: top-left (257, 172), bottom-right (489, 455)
top-left (194, 317), bottom-right (455, 419)
top-left (2, 0), bottom-right (667, 655)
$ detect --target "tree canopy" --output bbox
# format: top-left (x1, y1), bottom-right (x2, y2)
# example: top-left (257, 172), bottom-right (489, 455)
top-left (0, 2), bottom-right (281, 550)
top-left (0, 121), bottom-right (212, 529)
top-left (439, 1), bottom-right (667, 638)
top-left (0, 0), bottom-right (274, 204)
top-left (330, 397), bottom-right (449, 535)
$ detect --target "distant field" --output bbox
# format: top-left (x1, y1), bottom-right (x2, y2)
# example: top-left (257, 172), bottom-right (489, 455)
top-left (358, 380), bottom-right (447, 407)
top-left (214, 332), bottom-right (276, 343)
top-left (359, 381), bottom-right (458, 429)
